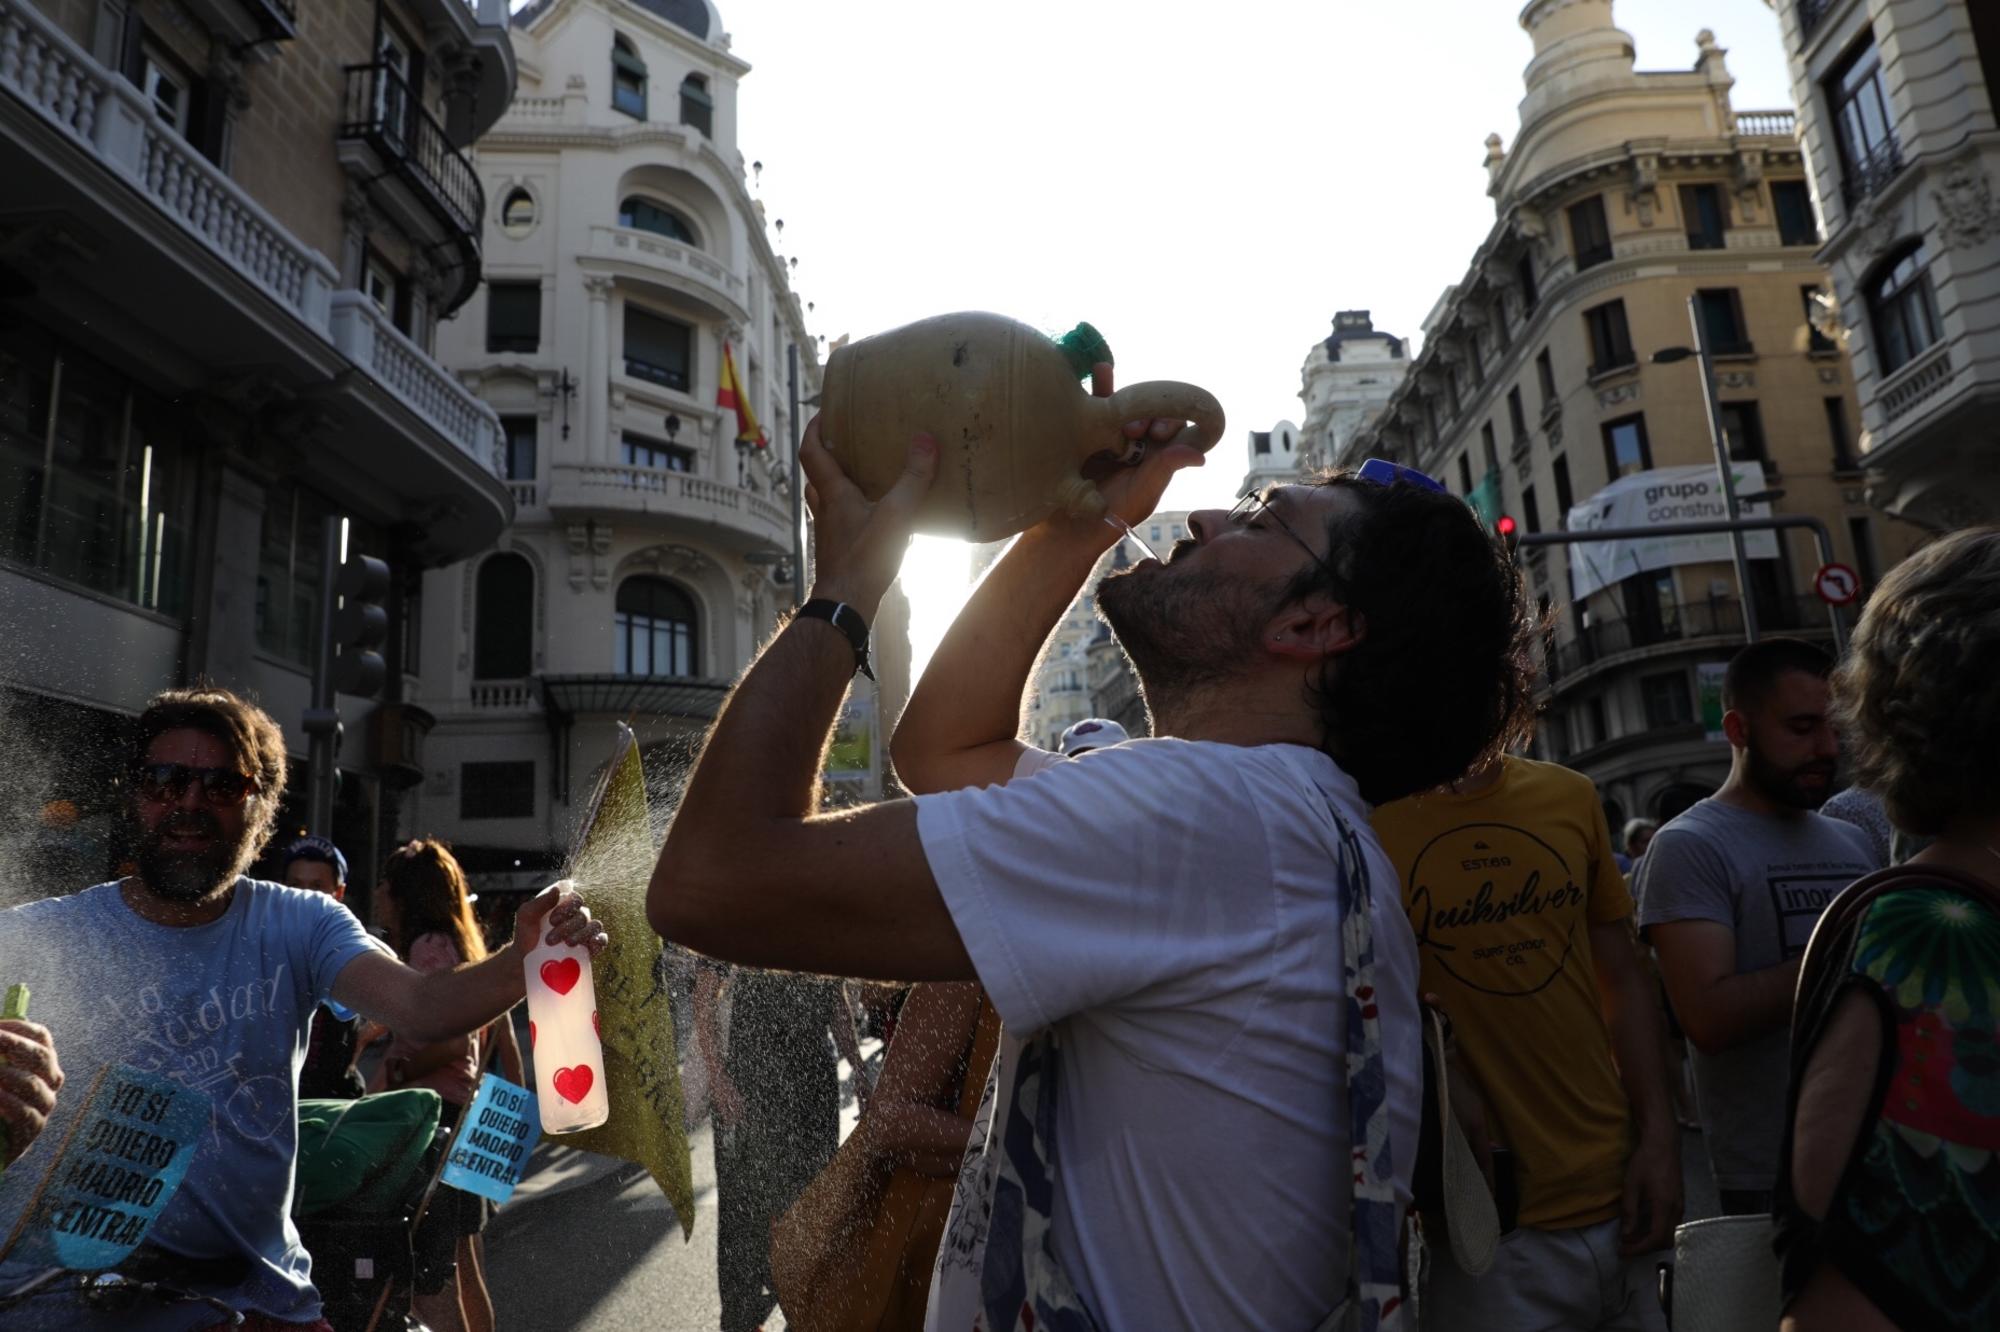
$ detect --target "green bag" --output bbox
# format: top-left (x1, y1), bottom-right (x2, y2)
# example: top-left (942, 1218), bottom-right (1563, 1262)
top-left (295, 1090), bottom-right (443, 1217)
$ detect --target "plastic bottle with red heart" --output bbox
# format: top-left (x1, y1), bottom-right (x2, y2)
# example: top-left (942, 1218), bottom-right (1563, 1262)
top-left (521, 930), bottom-right (610, 1133)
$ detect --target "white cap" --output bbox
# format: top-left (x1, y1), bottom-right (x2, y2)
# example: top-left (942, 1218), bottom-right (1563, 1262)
top-left (1058, 718), bottom-right (1130, 756)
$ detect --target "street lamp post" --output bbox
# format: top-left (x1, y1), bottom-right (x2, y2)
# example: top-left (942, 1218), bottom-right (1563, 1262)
top-left (1654, 294), bottom-right (1760, 643)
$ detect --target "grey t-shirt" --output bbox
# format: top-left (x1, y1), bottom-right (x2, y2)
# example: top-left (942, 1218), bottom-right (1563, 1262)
top-left (1634, 799), bottom-right (1880, 1191)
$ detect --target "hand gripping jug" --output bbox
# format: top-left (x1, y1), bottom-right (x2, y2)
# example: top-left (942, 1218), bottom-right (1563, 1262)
top-left (817, 312), bottom-right (1225, 543)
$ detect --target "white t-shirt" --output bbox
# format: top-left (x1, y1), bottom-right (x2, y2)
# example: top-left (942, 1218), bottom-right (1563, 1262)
top-left (916, 738), bottom-right (1422, 1332)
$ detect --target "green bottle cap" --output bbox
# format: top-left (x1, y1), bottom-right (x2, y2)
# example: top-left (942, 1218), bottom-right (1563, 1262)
top-left (1055, 322), bottom-right (1114, 381)
top-left (0, 985), bottom-right (25, 1021)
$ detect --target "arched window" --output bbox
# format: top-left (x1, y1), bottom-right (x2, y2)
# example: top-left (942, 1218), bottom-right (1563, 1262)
top-left (679, 72), bottom-right (713, 137)
top-left (1867, 241), bottom-right (1941, 376)
top-left (500, 187), bottom-right (536, 238)
top-left (611, 34), bottom-right (647, 119)
top-left (618, 196), bottom-right (697, 246)
top-left (615, 577), bottom-right (698, 677)
top-left (474, 553), bottom-right (534, 679)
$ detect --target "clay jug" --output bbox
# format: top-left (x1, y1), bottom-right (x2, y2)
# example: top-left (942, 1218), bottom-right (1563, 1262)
top-left (818, 312), bottom-right (1225, 542)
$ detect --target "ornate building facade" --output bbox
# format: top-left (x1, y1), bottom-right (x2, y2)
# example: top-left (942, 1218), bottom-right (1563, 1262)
top-left (1347, 0), bottom-right (1922, 828)
top-left (0, 0), bottom-right (518, 893)
top-left (1768, 0), bottom-right (2000, 530)
top-left (409, 0), bottom-right (893, 885)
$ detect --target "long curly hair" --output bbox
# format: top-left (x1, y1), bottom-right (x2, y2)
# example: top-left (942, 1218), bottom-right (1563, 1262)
top-left (379, 839), bottom-right (488, 963)
top-left (1832, 527), bottom-right (2000, 837)
top-left (131, 685), bottom-right (289, 858)
top-left (1287, 471), bottom-right (1539, 805)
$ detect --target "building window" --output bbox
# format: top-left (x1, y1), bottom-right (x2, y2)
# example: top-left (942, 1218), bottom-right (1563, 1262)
top-left (1494, 295), bottom-right (1513, 352)
top-left (1772, 180), bottom-right (1818, 246)
top-left (624, 307), bottom-right (693, 390)
top-left (363, 251), bottom-right (408, 334)
top-left (1583, 300), bottom-right (1635, 376)
top-left (1681, 184), bottom-right (1728, 250)
top-left (618, 197), bottom-right (698, 246)
top-left (1553, 454), bottom-right (1574, 523)
top-left (611, 34), bottom-right (647, 118)
top-left (1522, 484), bottom-right (1541, 535)
top-left (1581, 695), bottom-right (1608, 749)
top-left (500, 188), bottom-right (537, 238)
top-left (621, 433), bottom-right (694, 471)
top-left (1601, 414), bottom-right (1652, 479)
top-left (256, 478), bottom-right (334, 665)
top-left (1867, 242), bottom-right (1942, 375)
top-left (1568, 195), bottom-right (1613, 270)
top-left (1467, 331), bottom-right (1485, 388)
top-left (473, 553), bottom-right (534, 679)
top-left (1849, 515), bottom-right (1879, 587)
top-left (1536, 347), bottom-right (1557, 407)
top-left (1719, 401), bottom-right (1768, 465)
top-left (486, 282), bottom-right (540, 354)
top-left (1517, 253), bottom-right (1540, 312)
top-left (679, 73), bottom-right (714, 137)
top-left (1445, 368), bottom-right (1462, 419)
top-left (1825, 396), bottom-right (1856, 472)
top-left (1457, 452), bottom-right (1473, 495)
top-left (1478, 421), bottom-right (1497, 474)
top-left (0, 329), bottom-right (197, 620)
top-left (1506, 386), bottom-right (1527, 442)
top-left (1641, 672), bottom-right (1694, 728)
top-left (1697, 288), bottom-right (1752, 356)
top-left (140, 45), bottom-right (190, 133)
top-left (615, 576), bottom-right (698, 677)
top-left (1829, 35), bottom-right (1901, 205)
top-left (501, 415), bottom-right (537, 481)
top-left (461, 761), bottom-right (535, 820)
top-left (1803, 285), bottom-right (1838, 354)
top-left (1623, 569), bottom-right (1682, 645)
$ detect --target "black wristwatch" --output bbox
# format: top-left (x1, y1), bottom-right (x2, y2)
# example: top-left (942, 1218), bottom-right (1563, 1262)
top-left (796, 598), bottom-right (875, 681)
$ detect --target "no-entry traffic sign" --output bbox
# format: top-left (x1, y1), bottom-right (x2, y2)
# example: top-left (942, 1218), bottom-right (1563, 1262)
top-left (1814, 563), bottom-right (1860, 607)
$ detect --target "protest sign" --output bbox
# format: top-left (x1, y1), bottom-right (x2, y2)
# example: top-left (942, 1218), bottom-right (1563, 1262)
top-left (440, 1074), bottom-right (542, 1204)
top-left (0, 1064), bottom-right (208, 1270)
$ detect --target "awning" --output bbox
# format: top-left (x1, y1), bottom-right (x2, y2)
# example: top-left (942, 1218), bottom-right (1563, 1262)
top-left (538, 674), bottom-right (731, 725)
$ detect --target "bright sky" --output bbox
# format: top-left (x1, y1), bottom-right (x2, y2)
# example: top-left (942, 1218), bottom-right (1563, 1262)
top-left (565, 0), bottom-right (1800, 675)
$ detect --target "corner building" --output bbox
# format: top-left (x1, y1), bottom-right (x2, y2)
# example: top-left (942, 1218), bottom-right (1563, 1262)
top-left (0, 0), bottom-right (519, 890)
top-left (411, 0), bottom-right (880, 885)
top-left (1346, 0), bottom-right (1922, 828)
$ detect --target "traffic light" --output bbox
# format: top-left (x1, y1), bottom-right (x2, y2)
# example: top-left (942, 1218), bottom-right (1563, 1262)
top-left (332, 552), bottom-right (391, 697)
top-left (1495, 514), bottom-right (1520, 557)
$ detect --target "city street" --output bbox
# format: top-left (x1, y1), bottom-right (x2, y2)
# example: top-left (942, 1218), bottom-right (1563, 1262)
top-left (480, 1060), bottom-right (1721, 1331)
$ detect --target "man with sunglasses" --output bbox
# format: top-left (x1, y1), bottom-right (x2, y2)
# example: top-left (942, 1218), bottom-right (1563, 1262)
top-left (650, 363), bottom-right (1535, 1330)
top-left (0, 687), bottom-right (608, 1330)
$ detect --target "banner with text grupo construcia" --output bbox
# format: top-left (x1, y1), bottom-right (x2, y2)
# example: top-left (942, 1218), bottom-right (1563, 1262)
top-left (1564, 464), bottom-right (1778, 600)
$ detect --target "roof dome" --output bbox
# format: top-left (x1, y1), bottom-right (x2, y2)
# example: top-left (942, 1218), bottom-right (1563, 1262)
top-left (632, 0), bottom-right (711, 39)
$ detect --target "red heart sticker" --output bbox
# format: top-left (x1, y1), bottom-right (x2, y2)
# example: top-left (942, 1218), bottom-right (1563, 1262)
top-left (528, 1021), bottom-right (537, 1048)
top-left (592, 1010), bottom-right (600, 1041)
top-left (540, 957), bottom-right (581, 996)
top-left (552, 1064), bottom-right (594, 1104)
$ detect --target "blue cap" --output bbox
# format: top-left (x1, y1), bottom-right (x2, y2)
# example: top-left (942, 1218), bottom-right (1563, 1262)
top-left (281, 835), bottom-right (348, 885)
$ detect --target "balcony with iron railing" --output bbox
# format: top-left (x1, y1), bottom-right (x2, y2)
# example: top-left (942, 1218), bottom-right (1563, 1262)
top-left (338, 62), bottom-right (484, 312)
top-left (179, 0), bottom-right (297, 47)
top-left (1545, 594), bottom-right (1837, 687)
top-left (1840, 137), bottom-right (1905, 210)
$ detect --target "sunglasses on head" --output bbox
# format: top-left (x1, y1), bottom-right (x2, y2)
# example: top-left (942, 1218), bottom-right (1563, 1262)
top-left (1355, 457), bottom-right (1448, 493)
top-left (132, 763), bottom-right (259, 807)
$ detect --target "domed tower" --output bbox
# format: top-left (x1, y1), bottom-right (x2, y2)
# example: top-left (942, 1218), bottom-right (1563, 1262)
top-left (422, 0), bottom-right (829, 883)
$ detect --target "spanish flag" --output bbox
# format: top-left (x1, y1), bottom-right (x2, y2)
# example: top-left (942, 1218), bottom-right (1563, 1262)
top-left (716, 342), bottom-right (768, 450)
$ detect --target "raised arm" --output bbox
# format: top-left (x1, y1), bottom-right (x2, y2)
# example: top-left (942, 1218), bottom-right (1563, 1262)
top-left (332, 884), bottom-right (605, 1045)
top-left (890, 365), bottom-right (1203, 795)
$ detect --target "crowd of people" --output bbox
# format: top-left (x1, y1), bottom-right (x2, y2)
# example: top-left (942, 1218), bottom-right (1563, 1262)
top-left (1, 360), bottom-right (1996, 1332)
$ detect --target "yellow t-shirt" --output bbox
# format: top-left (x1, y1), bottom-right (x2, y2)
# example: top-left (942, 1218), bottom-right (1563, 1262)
top-left (1372, 756), bottom-right (1635, 1230)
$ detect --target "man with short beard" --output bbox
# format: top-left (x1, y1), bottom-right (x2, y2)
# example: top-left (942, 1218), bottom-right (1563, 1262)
top-left (650, 366), bottom-right (1537, 1331)
top-left (0, 687), bottom-right (606, 1330)
top-left (1636, 639), bottom-right (1880, 1215)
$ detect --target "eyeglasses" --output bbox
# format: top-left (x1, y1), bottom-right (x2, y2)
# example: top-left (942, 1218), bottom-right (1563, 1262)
top-left (132, 763), bottom-right (260, 808)
top-left (1227, 491), bottom-right (1338, 582)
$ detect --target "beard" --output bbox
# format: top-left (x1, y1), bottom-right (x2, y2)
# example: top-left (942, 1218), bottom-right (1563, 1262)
top-left (1745, 741), bottom-right (1837, 812)
top-left (131, 806), bottom-right (256, 903)
top-left (1095, 552), bottom-right (1282, 707)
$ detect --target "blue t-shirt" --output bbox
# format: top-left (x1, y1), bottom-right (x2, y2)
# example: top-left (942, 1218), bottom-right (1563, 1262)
top-left (0, 879), bottom-right (388, 1328)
